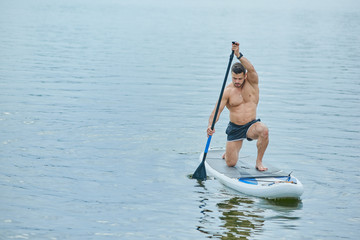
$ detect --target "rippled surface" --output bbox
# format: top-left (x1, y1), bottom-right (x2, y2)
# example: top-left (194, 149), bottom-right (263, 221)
top-left (1, 0), bottom-right (360, 239)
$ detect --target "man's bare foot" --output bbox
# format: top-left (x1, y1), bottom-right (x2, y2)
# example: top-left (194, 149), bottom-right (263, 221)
top-left (255, 163), bottom-right (268, 171)
top-left (222, 153), bottom-right (225, 159)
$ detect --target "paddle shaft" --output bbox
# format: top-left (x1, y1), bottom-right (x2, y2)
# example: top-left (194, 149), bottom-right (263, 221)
top-left (204, 50), bottom-right (234, 156)
top-left (192, 50), bottom-right (234, 180)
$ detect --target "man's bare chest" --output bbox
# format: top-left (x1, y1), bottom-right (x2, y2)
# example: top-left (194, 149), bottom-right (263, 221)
top-left (228, 89), bottom-right (256, 107)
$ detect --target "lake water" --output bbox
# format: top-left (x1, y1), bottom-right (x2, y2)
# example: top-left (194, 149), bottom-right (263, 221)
top-left (1, 0), bottom-right (360, 239)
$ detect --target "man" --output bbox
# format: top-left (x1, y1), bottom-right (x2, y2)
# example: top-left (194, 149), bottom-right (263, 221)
top-left (207, 42), bottom-right (269, 171)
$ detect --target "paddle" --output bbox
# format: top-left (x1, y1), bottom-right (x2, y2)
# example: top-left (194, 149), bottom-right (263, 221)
top-left (192, 46), bottom-right (235, 181)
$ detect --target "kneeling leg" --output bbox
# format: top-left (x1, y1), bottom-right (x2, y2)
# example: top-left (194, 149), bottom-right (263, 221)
top-left (225, 140), bottom-right (243, 167)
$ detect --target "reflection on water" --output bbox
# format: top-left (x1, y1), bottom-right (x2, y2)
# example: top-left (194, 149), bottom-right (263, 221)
top-left (195, 179), bottom-right (264, 239)
top-left (216, 197), bottom-right (264, 240)
top-left (195, 180), bottom-right (303, 239)
top-left (264, 198), bottom-right (303, 209)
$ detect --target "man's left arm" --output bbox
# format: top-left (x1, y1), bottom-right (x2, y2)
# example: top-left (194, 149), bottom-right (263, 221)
top-left (232, 42), bottom-right (258, 85)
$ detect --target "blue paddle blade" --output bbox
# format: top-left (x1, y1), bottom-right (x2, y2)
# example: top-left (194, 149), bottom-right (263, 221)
top-left (192, 160), bottom-right (207, 180)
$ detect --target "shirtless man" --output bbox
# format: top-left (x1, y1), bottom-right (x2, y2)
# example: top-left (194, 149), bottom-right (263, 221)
top-left (207, 42), bottom-right (269, 171)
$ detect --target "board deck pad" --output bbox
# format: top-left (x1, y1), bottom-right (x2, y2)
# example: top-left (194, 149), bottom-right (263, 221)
top-left (206, 149), bottom-right (288, 179)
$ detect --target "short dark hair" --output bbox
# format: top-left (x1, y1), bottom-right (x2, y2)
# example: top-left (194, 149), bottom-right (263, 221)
top-left (231, 62), bottom-right (246, 75)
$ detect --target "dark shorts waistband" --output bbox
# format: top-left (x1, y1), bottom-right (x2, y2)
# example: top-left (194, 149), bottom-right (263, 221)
top-left (226, 119), bottom-right (261, 142)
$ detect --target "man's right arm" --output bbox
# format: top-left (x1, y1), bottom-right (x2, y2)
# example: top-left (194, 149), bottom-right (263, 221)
top-left (207, 89), bottom-right (229, 136)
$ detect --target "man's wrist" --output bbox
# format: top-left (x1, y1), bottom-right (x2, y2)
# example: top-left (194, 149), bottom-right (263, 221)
top-left (237, 52), bottom-right (243, 60)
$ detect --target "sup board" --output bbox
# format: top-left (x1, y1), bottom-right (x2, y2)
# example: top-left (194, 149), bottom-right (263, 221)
top-left (202, 149), bottom-right (304, 199)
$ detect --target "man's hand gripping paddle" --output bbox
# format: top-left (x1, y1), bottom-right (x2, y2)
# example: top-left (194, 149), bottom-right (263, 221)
top-left (192, 44), bottom-right (235, 180)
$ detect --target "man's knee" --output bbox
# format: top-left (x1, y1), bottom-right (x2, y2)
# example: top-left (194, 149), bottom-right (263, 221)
top-left (226, 158), bottom-right (237, 167)
top-left (259, 125), bottom-right (269, 139)
top-left (225, 152), bottom-right (238, 167)
top-left (225, 141), bottom-right (242, 167)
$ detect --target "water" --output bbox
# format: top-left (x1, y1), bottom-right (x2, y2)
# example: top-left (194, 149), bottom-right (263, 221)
top-left (1, 0), bottom-right (360, 239)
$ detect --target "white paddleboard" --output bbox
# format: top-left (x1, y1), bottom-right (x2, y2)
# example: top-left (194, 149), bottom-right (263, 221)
top-left (202, 149), bottom-right (304, 199)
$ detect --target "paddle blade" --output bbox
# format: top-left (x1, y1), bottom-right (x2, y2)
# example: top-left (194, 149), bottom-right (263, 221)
top-left (192, 160), bottom-right (207, 181)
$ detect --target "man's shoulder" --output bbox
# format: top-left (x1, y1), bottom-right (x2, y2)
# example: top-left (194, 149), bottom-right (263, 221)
top-left (220, 85), bottom-right (232, 101)
top-left (225, 83), bottom-right (235, 90)
top-left (245, 80), bottom-right (259, 90)
top-left (224, 84), bottom-right (235, 94)
top-left (246, 73), bottom-right (259, 86)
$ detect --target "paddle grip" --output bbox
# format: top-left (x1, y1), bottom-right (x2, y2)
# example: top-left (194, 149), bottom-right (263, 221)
top-left (204, 135), bottom-right (212, 154)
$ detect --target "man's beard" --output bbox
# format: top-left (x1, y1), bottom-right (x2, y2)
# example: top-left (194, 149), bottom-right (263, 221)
top-left (234, 82), bottom-right (244, 88)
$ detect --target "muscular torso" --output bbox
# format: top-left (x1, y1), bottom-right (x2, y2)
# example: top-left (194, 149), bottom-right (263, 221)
top-left (225, 81), bottom-right (259, 125)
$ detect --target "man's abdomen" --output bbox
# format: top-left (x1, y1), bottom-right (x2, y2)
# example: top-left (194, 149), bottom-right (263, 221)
top-left (228, 102), bottom-right (257, 125)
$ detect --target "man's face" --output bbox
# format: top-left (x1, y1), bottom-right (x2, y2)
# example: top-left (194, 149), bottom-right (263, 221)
top-left (232, 72), bottom-right (246, 88)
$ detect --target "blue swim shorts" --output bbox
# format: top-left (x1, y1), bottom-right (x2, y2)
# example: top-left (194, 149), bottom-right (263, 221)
top-left (225, 119), bottom-right (261, 142)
